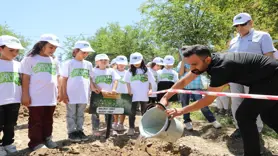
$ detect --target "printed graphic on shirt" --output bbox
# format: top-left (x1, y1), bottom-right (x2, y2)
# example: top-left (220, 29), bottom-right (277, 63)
top-left (119, 76), bottom-right (126, 84)
top-left (70, 68), bottom-right (89, 79)
top-left (131, 74), bottom-right (148, 82)
top-left (0, 72), bottom-right (21, 86)
top-left (159, 73), bottom-right (174, 80)
top-left (95, 75), bottom-right (112, 84)
top-left (33, 63), bottom-right (57, 75)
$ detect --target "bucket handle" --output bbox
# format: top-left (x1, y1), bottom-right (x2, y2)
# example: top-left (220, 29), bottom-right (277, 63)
top-left (145, 103), bottom-right (172, 132)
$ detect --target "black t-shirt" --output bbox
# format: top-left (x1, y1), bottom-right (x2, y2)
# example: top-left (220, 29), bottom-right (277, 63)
top-left (207, 52), bottom-right (278, 87)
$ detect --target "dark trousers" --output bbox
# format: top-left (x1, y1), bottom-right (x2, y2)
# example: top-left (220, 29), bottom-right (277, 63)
top-left (28, 106), bottom-right (55, 149)
top-left (236, 81), bottom-right (278, 156)
top-left (0, 103), bottom-right (20, 146)
top-left (180, 90), bottom-right (216, 123)
top-left (129, 102), bottom-right (147, 128)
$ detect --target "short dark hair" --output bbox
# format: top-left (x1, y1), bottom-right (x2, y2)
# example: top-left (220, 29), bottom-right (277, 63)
top-left (182, 45), bottom-right (211, 58)
top-left (0, 45), bottom-right (6, 49)
top-left (180, 45), bottom-right (190, 52)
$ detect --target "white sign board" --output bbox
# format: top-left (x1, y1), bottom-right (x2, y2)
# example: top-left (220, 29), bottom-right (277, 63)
top-left (97, 107), bottom-right (124, 114)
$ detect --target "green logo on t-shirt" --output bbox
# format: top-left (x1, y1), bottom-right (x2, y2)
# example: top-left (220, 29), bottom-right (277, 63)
top-left (33, 63), bottom-right (57, 75)
top-left (119, 76), bottom-right (126, 84)
top-left (131, 74), bottom-right (148, 82)
top-left (0, 72), bottom-right (21, 86)
top-left (160, 73), bottom-right (174, 80)
top-left (70, 68), bottom-right (89, 79)
top-left (95, 75), bottom-right (112, 84)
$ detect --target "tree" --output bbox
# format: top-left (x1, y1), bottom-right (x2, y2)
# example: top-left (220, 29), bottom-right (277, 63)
top-left (0, 24), bottom-right (31, 61)
top-left (63, 22), bottom-right (176, 64)
top-left (139, 0), bottom-right (278, 51)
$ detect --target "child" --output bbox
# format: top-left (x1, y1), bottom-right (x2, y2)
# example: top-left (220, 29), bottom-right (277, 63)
top-left (148, 57), bottom-right (164, 104)
top-left (112, 55), bottom-right (128, 131)
top-left (110, 58), bottom-right (117, 69)
top-left (157, 55), bottom-right (179, 103)
top-left (124, 52), bottom-right (155, 136)
top-left (60, 41), bottom-right (94, 142)
top-left (0, 35), bottom-right (24, 155)
top-left (90, 54), bottom-right (120, 136)
top-left (21, 34), bottom-right (60, 151)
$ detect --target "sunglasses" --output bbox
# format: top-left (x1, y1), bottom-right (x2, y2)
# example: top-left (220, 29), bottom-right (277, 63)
top-left (234, 20), bottom-right (250, 27)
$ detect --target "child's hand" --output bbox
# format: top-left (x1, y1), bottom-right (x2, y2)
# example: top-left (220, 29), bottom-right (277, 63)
top-left (128, 91), bottom-right (132, 96)
top-left (57, 92), bottom-right (63, 102)
top-left (92, 87), bottom-right (101, 94)
top-left (63, 94), bottom-right (69, 104)
top-left (148, 90), bottom-right (153, 96)
top-left (22, 94), bottom-right (31, 107)
top-left (111, 89), bottom-right (117, 95)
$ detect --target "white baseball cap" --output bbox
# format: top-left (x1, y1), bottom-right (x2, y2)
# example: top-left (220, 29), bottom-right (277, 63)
top-left (233, 13), bottom-right (252, 26)
top-left (95, 54), bottom-right (109, 61)
top-left (74, 41), bottom-right (95, 52)
top-left (116, 55), bottom-right (128, 65)
top-left (152, 57), bottom-right (164, 65)
top-left (0, 35), bottom-right (24, 50)
top-left (163, 55), bottom-right (175, 65)
top-left (110, 58), bottom-right (117, 66)
top-left (39, 34), bottom-right (60, 47)
top-left (130, 52), bottom-right (143, 65)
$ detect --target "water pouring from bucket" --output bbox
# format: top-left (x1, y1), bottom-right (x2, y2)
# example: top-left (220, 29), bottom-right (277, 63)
top-left (139, 103), bottom-right (184, 143)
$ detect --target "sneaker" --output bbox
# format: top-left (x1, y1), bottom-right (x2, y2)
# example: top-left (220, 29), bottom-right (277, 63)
top-left (0, 146), bottom-right (7, 156)
top-left (92, 130), bottom-right (102, 137)
top-left (68, 132), bottom-right (81, 142)
top-left (4, 144), bottom-right (17, 153)
top-left (33, 144), bottom-right (48, 151)
top-left (127, 128), bottom-right (135, 136)
top-left (111, 130), bottom-right (118, 136)
top-left (184, 122), bottom-right (193, 131)
top-left (77, 131), bottom-right (89, 141)
top-left (212, 121), bottom-right (222, 129)
top-left (117, 124), bottom-right (125, 131)
top-left (230, 129), bottom-right (241, 139)
top-left (112, 123), bottom-right (118, 130)
top-left (45, 137), bottom-right (58, 148)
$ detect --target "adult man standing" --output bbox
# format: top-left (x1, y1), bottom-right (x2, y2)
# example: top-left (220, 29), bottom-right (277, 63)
top-left (177, 46), bottom-right (221, 130)
top-left (160, 45), bottom-right (278, 156)
top-left (228, 12), bottom-right (276, 138)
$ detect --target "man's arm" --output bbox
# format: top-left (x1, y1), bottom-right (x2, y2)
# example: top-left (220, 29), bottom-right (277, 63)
top-left (160, 71), bottom-right (197, 106)
top-left (181, 86), bottom-right (224, 113)
top-left (166, 85), bottom-right (224, 118)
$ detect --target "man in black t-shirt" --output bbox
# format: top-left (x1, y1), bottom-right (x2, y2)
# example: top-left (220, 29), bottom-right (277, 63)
top-left (160, 45), bottom-right (278, 156)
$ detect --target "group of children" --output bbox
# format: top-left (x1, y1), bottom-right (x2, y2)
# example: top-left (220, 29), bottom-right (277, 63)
top-left (0, 34), bottom-right (180, 155)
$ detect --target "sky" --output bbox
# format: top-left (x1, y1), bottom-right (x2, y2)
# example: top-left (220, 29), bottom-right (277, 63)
top-left (1, 0), bottom-right (145, 56)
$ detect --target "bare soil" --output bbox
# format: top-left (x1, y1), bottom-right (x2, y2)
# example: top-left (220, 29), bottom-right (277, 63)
top-left (11, 103), bottom-right (278, 156)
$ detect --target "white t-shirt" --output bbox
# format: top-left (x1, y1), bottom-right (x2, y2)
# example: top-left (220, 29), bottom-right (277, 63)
top-left (0, 60), bottom-right (21, 105)
top-left (60, 59), bottom-right (93, 104)
top-left (21, 55), bottom-right (59, 107)
top-left (157, 68), bottom-right (179, 83)
top-left (124, 68), bottom-right (155, 102)
top-left (92, 68), bottom-right (120, 92)
top-left (148, 68), bottom-right (158, 98)
top-left (116, 70), bottom-right (128, 94)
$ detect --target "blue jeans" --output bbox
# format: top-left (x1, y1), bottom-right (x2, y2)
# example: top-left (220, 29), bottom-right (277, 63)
top-left (180, 90), bottom-right (216, 123)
